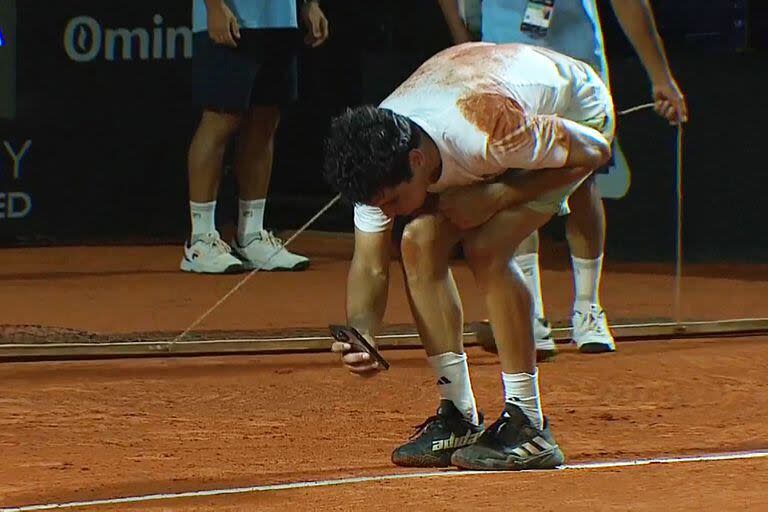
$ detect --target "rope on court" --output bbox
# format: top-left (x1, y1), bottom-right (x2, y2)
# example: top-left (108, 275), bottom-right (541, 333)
top-left (617, 103), bottom-right (685, 322)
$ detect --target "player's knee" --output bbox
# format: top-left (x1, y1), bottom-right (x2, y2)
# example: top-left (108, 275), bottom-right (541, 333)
top-left (200, 110), bottom-right (243, 139)
top-left (400, 218), bottom-right (440, 272)
top-left (463, 235), bottom-right (505, 273)
top-left (245, 107), bottom-right (281, 138)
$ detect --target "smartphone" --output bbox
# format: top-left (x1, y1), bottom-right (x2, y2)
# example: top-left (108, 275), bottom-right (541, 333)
top-left (329, 325), bottom-right (391, 370)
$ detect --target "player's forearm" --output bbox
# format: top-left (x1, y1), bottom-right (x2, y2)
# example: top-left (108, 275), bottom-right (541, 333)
top-left (560, 117), bottom-right (612, 169)
top-left (204, 0), bottom-right (226, 8)
top-left (495, 166), bottom-right (593, 210)
top-left (609, 0), bottom-right (673, 83)
top-left (346, 262), bottom-right (389, 341)
top-left (437, 0), bottom-right (469, 41)
top-left (494, 118), bottom-right (610, 209)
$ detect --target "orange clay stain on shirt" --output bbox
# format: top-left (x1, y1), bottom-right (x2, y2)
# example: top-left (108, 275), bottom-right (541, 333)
top-left (458, 93), bottom-right (570, 167)
top-left (393, 44), bottom-right (519, 96)
top-left (457, 93), bottom-right (530, 153)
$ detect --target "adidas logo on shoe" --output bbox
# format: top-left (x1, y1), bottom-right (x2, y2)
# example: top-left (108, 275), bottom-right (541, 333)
top-left (431, 430), bottom-right (482, 451)
top-left (436, 376), bottom-right (453, 385)
top-left (391, 400), bottom-right (485, 468)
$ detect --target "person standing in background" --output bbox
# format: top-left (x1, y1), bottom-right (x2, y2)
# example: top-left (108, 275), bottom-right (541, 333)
top-left (182, 0), bottom-right (329, 274)
top-left (438, 0), bottom-right (687, 358)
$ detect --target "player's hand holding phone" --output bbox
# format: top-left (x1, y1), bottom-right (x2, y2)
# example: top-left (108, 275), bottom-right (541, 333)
top-left (329, 325), bottom-right (389, 378)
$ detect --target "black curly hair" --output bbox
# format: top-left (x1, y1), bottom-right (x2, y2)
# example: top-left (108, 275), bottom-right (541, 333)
top-left (323, 106), bottom-right (420, 205)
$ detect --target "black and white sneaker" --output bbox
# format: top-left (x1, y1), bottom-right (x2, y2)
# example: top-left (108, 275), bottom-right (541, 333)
top-left (451, 402), bottom-right (564, 470)
top-left (180, 232), bottom-right (244, 274)
top-left (391, 400), bottom-right (484, 468)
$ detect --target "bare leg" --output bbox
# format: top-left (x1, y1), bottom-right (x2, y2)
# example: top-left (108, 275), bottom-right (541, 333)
top-left (233, 106), bottom-right (281, 201)
top-left (188, 110), bottom-right (242, 203)
top-left (182, 110), bottom-right (245, 274)
top-left (229, 105), bottom-right (309, 270)
top-left (399, 214), bottom-right (464, 356)
top-left (564, 174), bottom-right (614, 351)
top-left (396, 213), bottom-right (481, 429)
top-left (451, 208), bottom-right (566, 472)
top-left (511, 229), bottom-right (548, 332)
top-left (463, 207), bottom-right (552, 374)
top-left (565, 174), bottom-right (605, 259)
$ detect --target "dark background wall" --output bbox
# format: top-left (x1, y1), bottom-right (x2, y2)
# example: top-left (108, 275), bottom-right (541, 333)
top-left (0, 0), bottom-right (765, 260)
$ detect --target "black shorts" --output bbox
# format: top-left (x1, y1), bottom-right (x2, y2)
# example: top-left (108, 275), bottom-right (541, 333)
top-left (192, 28), bottom-right (300, 112)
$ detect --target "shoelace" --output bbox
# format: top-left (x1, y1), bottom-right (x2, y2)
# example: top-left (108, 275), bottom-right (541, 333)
top-left (581, 309), bottom-right (607, 334)
top-left (259, 231), bottom-right (286, 249)
top-left (202, 235), bottom-right (233, 254)
top-left (409, 414), bottom-right (444, 439)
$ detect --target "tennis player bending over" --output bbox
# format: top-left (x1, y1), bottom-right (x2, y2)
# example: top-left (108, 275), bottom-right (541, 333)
top-left (323, 42), bottom-right (613, 471)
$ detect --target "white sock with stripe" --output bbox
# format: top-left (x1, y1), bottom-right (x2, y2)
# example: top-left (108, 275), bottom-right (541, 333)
top-left (502, 369), bottom-right (543, 429)
top-left (427, 352), bottom-right (479, 425)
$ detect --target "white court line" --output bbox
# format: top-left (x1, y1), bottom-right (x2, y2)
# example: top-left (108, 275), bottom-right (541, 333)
top-left (2, 449), bottom-right (767, 511)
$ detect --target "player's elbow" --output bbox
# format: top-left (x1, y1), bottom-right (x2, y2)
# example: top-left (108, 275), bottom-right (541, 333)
top-left (563, 119), bottom-right (612, 170)
top-left (589, 137), bottom-right (612, 169)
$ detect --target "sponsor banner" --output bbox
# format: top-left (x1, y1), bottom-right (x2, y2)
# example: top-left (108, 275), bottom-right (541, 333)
top-left (1, 1), bottom-right (196, 242)
top-left (0, 138), bottom-right (32, 221)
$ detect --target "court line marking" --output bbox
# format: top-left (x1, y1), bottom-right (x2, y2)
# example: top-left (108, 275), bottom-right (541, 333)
top-left (2, 449), bottom-right (767, 511)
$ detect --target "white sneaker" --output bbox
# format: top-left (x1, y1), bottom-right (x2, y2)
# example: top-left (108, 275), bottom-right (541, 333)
top-left (534, 317), bottom-right (557, 362)
top-left (572, 304), bottom-right (616, 353)
top-left (233, 231), bottom-right (310, 271)
top-left (180, 232), bottom-right (244, 274)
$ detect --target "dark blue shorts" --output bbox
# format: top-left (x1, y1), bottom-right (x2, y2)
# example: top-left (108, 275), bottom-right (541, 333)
top-left (192, 28), bottom-right (300, 112)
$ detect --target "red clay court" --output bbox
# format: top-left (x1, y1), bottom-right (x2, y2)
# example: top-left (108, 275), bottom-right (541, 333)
top-left (1, 236), bottom-right (766, 511)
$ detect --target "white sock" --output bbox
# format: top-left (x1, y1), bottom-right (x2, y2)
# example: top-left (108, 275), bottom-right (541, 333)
top-left (427, 352), bottom-right (479, 425)
top-left (189, 201), bottom-right (216, 239)
top-left (502, 370), bottom-right (543, 429)
top-left (237, 198), bottom-right (266, 245)
top-left (514, 253), bottom-right (545, 319)
top-left (571, 255), bottom-right (603, 312)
